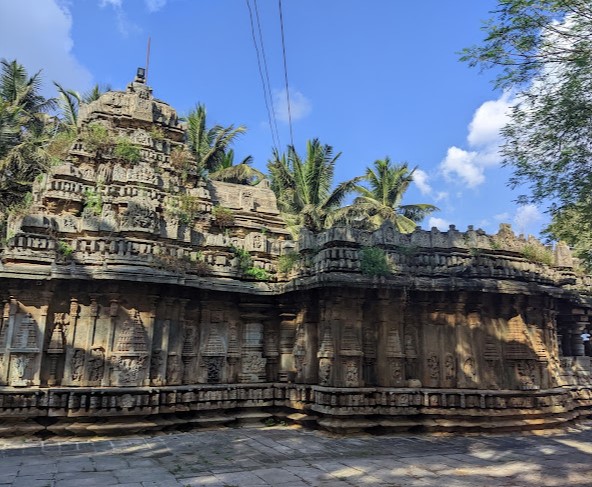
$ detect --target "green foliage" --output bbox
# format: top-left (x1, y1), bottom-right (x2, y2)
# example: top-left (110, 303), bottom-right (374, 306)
top-left (82, 83), bottom-right (110, 104)
top-left (544, 201), bottom-right (592, 269)
top-left (46, 129), bottom-right (76, 163)
top-left (186, 103), bottom-right (246, 175)
top-left (82, 123), bottom-right (110, 153)
top-left (278, 251), bottom-right (300, 274)
top-left (267, 139), bottom-right (361, 232)
top-left (56, 240), bottom-right (74, 259)
top-left (0, 59), bottom-right (57, 217)
top-left (461, 2), bottom-right (592, 261)
top-left (230, 245), bottom-right (269, 280)
top-left (244, 266), bottom-right (270, 281)
top-left (169, 145), bottom-right (193, 181)
top-left (212, 205), bottom-right (234, 227)
top-left (83, 187), bottom-right (102, 216)
top-left (209, 149), bottom-right (262, 185)
top-left (394, 244), bottom-right (419, 257)
top-left (521, 243), bottom-right (554, 266)
top-left (7, 192), bottom-right (33, 219)
top-left (114, 137), bottom-right (141, 163)
top-left (459, 0), bottom-right (580, 89)
top-left (335, 158), bottom-right (438, 232)
top-left (54, 82), bottom-right (81, 129)
top-left (175, 194), bottom-right (201, 225)
top-left (149, 126), bottom-right (165, 141)
top-left (231, 245), bottom-right (252, 272)
top-left (360, 246), bottom-right (391, 277)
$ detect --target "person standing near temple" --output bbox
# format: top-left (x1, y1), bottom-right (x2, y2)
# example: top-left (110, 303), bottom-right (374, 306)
top-left (581, 329), bottom-right (591, 356)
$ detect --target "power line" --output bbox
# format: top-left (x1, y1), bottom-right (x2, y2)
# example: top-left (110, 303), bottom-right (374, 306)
top-left (245, 0), bottom-right (281, 152)
top-left (278, 0), bottom-right (294, 147)
top-left (253, 0), bottom-right (281, 149)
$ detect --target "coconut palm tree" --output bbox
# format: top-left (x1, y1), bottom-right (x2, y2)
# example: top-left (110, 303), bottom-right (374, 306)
top-left (337, 158), bottom-right (438, 233)
top-left (185, 103), bottom-right (246, 176)
top-left (209, 149), bottom-right (264, 185)
top-left (82, 83), bottom-right (111, 104)
top-left (54, 82), bottom-right (81, 130)
top-left (267, 138), bottom-right (362, 233)
top-left (0, 59), bottom-right (57, 216)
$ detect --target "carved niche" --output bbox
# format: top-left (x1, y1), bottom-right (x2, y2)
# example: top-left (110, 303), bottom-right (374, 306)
top-left (340, 324), bottom-right (362, 387)
top-left (111, 309), bottom-right (149, 386)
top-left (385, 327), bottom-right (405, 387)
top-left (88, 347), bottom-right (105, 384)
top-left (120, 199), bottom-right (157, 232)
top-left (240, 322), bottom-right (266, 383)
top-left (292, 324), bottom-right (306, 381)
top-left (426, 352), bottom-right (440, 387)
top-left (9, 354), bottom-right (34, 387)
top-left (181, 325), bottom-right (197, 384)
top-left (200, 327), bottom-right (226, 383)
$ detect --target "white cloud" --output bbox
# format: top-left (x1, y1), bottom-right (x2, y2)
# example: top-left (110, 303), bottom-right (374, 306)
top-left (434, 191), bottom-right (449, 202)
top-left (428, 217), bottom-right (450, 231)
top-left (440, 146), bottom-right (484, 187)
top-left (273, 88), bottom-right (312, 123)
top-left (439, 92), bottom-right (514, 187)
top-left (494, 212), bottom-right (510, 221)
top-left (98, 0), bottom-right (140, 36)
top-left (413, 169), bottom-right (432, 195)
top-left (513, 204), bottom-right (543, 234)
top-left (467, 92), bottom-right (513, 147)
top-left (145, 0), bottom-right (167, 12)
top-left (0, 0), bottom-right (93, 94)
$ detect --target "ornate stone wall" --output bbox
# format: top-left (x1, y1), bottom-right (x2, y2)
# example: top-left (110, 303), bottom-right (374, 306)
top-left (0, 71), bottom-right (591, 435)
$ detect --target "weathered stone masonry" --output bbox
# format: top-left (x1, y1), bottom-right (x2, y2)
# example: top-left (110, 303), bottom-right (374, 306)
top-left (0, 71), bottom-right (591, 435)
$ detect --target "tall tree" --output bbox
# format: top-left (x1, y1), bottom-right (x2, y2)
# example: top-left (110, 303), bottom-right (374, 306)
top-left (0, 59), bottom-right (56, 215)
top-left (186, 103), bottom-right (246, 176)
top-left (54, 82), bottom-right (81, 130)
top-left (462, 1), bottom-right (592, 265)
top-left (82, 83), bottom-right (111, 104)
top-left (336, 158), bottom-right (438, 233)
top-left (209, 149), bottom-right (263, 185)
top-left (267, 138), bottom-right (361, 233)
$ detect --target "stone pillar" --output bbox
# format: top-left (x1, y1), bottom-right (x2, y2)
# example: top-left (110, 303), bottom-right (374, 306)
top-left (145, 296), bottom-right (159, 386)
top-left (571, 325), bottom-right (586, 357)
top-left (278, 310), bottom-right (296, 382)
top-left (102, 296), bottom-right (119, 386)
top-left (0, 299), bottom-right (12, 385)
top-left (226, 321), bottom-right (241, 383)
top-left (264, 322), bottom-right (279, 382)
top-left (62, 297), bottom-right (81, 386)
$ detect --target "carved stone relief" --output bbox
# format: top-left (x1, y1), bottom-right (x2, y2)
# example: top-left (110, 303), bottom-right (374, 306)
top-left (9, 354), bottom-right (33, 386)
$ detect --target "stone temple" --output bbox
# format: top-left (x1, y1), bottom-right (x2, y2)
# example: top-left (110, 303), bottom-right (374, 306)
top-left (0, 70), bottom-right (590, 436)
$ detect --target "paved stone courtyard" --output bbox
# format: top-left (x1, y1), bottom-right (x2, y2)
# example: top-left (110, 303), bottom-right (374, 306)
top-left (0, 421), bottom-right (591, 487)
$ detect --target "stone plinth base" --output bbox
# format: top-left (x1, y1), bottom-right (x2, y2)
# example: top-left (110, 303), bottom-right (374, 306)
top-left (0, 383), bottom-right (591, 436)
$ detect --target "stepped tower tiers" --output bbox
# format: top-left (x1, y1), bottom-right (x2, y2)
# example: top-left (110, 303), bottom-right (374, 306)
top-left (0, 71), bottom-right (591, 436)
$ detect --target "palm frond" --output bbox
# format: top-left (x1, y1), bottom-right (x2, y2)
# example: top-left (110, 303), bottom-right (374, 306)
top-left (54, 82), bottom-right (81, 128)
top-left (210, 163), bottom-right (264, 185)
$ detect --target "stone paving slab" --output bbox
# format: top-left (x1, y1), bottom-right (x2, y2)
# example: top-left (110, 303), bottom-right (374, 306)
top-left (0, 422), bottom-right (591, 486)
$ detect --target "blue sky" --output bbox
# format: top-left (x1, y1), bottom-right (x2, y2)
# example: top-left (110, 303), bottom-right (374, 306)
top-left (0, 0), bottom-right (548, 237)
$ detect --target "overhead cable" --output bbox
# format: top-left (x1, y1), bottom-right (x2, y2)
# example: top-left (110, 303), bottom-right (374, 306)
top-left (253, 0), bottom-right (281, 149)
top-left (245, 0), bottom-right (281, 151)
top-left (278, 0), bottom-right (294, 147)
